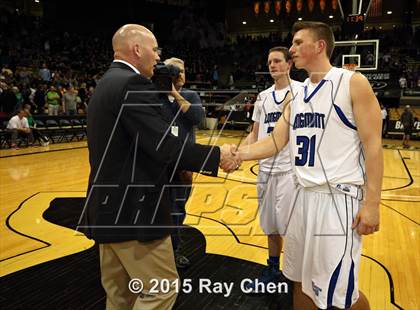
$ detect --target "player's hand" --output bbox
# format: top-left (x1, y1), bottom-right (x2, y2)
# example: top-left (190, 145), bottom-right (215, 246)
top-left (220, 144), bottom-right (241, 173)
top-left (352, 201), bottom-right (380, 235)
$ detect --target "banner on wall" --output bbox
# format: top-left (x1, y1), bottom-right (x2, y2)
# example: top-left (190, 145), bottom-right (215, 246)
top-left (386, 120), bottom-right (420, 138)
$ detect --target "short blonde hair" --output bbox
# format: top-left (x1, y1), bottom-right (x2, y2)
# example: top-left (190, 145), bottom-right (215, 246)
top-left (164, 57), bottom-right (184, 68)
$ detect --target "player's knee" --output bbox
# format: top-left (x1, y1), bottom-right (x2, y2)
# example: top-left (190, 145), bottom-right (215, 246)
top-left (352, 291), bottom-right (370, 310)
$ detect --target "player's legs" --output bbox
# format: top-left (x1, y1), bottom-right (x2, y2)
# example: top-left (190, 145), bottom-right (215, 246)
top-left (293, 282), bottom-right (318, 310)
top-left (267, 233), bottom-right (282, 275)
top-left (293, 284), bottom-right (370, 310)
top-left (405, 132), bottom-right (411, 147)
top-left (262, 171), bottom-right (295, 267)
top-left (245, 172), bottom-right (293, 292)
top-left (268, 234), bottom-right (282, 257)
top-left (349, 291), bottom-right (370, 310)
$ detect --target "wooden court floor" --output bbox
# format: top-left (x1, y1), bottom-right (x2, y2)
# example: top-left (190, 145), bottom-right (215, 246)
top-left (0, 130), bottom-right (419, 310)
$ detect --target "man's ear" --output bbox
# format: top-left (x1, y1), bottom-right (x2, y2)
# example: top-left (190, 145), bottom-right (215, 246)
top-left (134, 43), bottom-right (141, 58)
top-left (317, 40), bottom-right (326, 55)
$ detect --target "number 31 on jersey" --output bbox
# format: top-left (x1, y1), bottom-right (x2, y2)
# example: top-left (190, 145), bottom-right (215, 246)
top-left (295, 135), bottom-right (316, 167)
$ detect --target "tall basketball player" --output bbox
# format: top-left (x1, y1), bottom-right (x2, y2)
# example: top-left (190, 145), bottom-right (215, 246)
top-left (240, 47), bottom-right (301, 291)
top-left (232, 21), bottom-right (383, 310)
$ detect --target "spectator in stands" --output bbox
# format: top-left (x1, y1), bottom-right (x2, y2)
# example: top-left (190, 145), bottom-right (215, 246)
top-left (0, 83), bottom-right (17, 115)
top-left (45, 85), bottom-right (61, 115)
top-left (7, 109), bottom-right (33, 148)
top-left (33, 84), bottom-right (46, 114)
top-left (63, 86), bottom-right (79, 115)
top-left (366, 51), bottom-right (374, 65)
top-left (399, 75), bottom-right (407, 90)
top-left (12, 86), bottom-right (23, 110)
top-left (211, 65), bottom-right (219, 88)
top-left (1, 65), bottom-right (13, 78)
top-left (400, 105), bottom-right (415, 148)
top-left (382, 52), bottom-right (391, 67)
top-left (163, 56), bottom-right (205, 269)
top-left (23, 104), bottom-right (49, 146)
top-left (39, 63), bottom-right (51, 82)
top-left (77, 82), bottom-right (87, 104)
top-left (27, 84), bottom-right (36, 107)
top-left (228, 73), bottom-right (235, 89)
top-left (380, 104), bottom-right (388, 137)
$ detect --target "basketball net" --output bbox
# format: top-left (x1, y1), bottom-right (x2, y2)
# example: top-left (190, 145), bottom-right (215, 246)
top-left (342, 63), bottom-right (359, 71)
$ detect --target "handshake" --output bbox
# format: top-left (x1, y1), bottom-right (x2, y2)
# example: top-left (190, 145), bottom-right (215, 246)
top-left (220, 144), bottom-right (242, 173)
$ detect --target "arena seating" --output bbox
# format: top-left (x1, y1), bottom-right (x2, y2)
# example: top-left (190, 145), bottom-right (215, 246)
top-left (0, 115), bottom-right (87, 148)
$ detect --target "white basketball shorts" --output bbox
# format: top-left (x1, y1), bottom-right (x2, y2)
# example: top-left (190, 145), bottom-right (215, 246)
top-left (282, 184), bottom-right (363, 309)
top-left (257, 170), bottom-right (296, 235)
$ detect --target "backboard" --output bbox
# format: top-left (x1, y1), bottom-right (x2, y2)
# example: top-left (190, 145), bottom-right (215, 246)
top-left (332, 39), bottom-right (379, 71)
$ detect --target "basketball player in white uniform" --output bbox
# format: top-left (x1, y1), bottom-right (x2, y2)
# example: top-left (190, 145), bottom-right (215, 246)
top-left (241, 47), bottom-right (301, 291)
top-left (231, 21), bottom-right (382, 309)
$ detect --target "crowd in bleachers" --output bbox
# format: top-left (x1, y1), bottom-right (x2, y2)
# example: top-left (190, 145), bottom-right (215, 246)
top-left (0, 10), bottom-right (109, 116)
top-left (359, 26), bottom-right (420, 89)
top-left (1, 8), bottom-right (420, 120)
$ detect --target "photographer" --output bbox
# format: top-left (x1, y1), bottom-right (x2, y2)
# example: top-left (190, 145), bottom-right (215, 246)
top-left (162, 57), bottom-right (205, 269)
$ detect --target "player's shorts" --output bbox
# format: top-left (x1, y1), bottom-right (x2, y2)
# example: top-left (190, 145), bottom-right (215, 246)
top-left (403, 123), bottom-right (413, 135)
top-left (257, 170), bottom-right (296, 235)
top-left (282, 184), bottom-right (363, 309)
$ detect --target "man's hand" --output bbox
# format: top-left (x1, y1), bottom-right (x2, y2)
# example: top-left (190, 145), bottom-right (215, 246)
top-left (169, 83), bottom-right (178, 97)
top-left (220, 144), bottom-right (241, 173)
top-left (352, 201), bottom-right (380, 235)
top-left (19, 128), bottom-right (30, 134)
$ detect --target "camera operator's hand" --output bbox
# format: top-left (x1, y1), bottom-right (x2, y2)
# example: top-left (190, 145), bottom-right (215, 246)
top-left (169, 83), bottom-right (192, 113)
top-left (169, 83), bottom-right (179, 97)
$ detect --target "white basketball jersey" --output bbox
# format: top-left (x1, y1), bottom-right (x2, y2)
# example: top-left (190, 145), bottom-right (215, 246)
top-left (289, 67), bottom-right (365, 187)
top-left (252, 80), bottom-right (302, 173)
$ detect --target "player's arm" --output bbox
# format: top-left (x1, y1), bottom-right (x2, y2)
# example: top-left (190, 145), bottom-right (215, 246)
top-left (237, 99), bottom-right (290, 161)
top-left (240, 122), bottom-right (259, 146)
top-left (351, 73), bottom-right (383, 235)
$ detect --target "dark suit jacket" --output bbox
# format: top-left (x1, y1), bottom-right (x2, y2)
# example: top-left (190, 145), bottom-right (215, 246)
top-left (79, 62), bottom-right (220, 243)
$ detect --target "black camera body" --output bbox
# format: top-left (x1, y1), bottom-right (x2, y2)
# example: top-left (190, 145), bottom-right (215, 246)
top-left (152, 62), bottom-right (181, 91)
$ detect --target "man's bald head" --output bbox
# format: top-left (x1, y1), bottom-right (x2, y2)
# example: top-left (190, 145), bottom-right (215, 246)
top-left (112, 24), bottom-right (152, 54)
top-left (111, 24), bottom-right (160, 78)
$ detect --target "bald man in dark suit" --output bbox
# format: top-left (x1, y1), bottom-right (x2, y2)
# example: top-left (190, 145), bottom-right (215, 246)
top-left (78, 24), bottom-right (239, 309)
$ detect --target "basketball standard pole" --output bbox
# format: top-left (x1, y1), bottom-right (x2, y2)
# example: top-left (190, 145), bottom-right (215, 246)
top-left (353, 0), bottom-right (361, 40)
top-left (348, 0), bottom-right (373, 56)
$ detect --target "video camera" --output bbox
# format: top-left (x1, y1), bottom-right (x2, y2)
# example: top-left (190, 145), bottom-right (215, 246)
top-left (152, 62), bottom-right (181, 91)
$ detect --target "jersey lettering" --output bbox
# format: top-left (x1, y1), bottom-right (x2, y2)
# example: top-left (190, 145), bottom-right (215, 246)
top-left (293, 113), bottom-right (325, 130)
